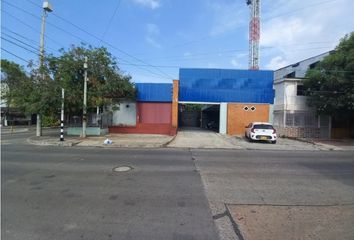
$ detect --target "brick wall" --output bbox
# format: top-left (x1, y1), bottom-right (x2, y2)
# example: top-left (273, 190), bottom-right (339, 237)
top-left (109, 123), bottom-right (176, 136)
top-left (172, 80), bottom-right (179, 128)
top-left (275, 126), bottom-right (320, 138)
top-left (227, 104), bottom-right (270, 135)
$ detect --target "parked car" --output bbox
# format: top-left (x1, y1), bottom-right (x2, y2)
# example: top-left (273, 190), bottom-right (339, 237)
top-left (245, 122), bottom-right (277, 144)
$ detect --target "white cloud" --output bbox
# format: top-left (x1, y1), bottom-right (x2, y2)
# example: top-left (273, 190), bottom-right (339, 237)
top-left (230, 59), bottom-right (241, 68)
top-left (146, 23), bottom-right (160, 35)
top-left (260, 0), bottom-right (354, 69)
top-left (146, 36), bottom-right (162, 48)
top-left (229, 52), bottom-right (248, 68)
top-left (208, 1), bottom-right (247, 36)
top-left (132, 0), bottom-right (160, 9)
top-left (145, 23), bottom-right (162, 48)
top-left (265, 56), bottom-right (288, 70)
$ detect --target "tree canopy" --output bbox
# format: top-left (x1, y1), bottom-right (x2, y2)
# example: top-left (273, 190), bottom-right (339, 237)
top-left (1, 59), bottom-right (29, 108)
top-left (1, 44), bottom-right (136, 119)
top-left (304, 32), bottom-right (354, 119)
top-left (48, 45), bottom-right (136, 115)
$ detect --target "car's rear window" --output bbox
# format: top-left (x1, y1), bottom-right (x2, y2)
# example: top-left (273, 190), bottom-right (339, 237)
top-left (253, 124), bottom-right (273, 129)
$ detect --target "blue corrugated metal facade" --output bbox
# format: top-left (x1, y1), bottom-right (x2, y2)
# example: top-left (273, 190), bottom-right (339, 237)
top-left (179, 68), bottom-right (274, 103)
top-left (135, 83), bottom-right (172, 102)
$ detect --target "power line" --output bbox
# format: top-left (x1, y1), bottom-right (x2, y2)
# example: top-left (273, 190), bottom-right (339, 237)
top-left (20, 0), bottom-right (174, 79)
top-left (263, 0), bottom-right (343, 21)
top-left (1, 48), bottom-right (37, 67)
top-left (2, 32), bottom-right (39, 52)
top-left (1, 9), bottom-right (63, 48)
top-left (3, 3), bottom-right (171, 80)
top-left (1, 36), bottom-right (39, 55)
top-left (100, 0), bottom-right (123, 43)
top-left (1, 27), bottom-right (58, 53)
top-left (160, 0), bottom-right (347, 51)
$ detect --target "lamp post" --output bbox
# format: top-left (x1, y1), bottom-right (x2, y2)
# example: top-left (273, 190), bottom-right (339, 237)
top-left (82, 56), bottom-right (88, 138)
top-left (37, 1), bottom-right (53, 137)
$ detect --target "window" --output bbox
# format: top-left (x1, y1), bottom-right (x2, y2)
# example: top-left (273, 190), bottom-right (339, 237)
top-left (285, 71), bottom-right (295, 78)
top-left (297, 84), bottom-right (306, 96)
top-left (309, 61), bottom-right (319, 69)
top-left (253, 124), bottom-right (274, 129)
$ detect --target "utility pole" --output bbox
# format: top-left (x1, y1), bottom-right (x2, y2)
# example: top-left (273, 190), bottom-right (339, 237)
top-left (60, 88), bottom-right (65, 141)
top-left (82, 56), bottom-right (88, 138)
top-left (37, 1), bottom-right (53, 136)
top-left (246, 0), bottom-right (260, 70)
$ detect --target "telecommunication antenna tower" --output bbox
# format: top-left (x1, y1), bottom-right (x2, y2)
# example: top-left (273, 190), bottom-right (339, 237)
top-left (246, 0), bottom-right (260, 70)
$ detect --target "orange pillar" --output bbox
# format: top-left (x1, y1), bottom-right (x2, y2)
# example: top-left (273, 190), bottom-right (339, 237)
top-left (172, 80), bottom-right (179, 128)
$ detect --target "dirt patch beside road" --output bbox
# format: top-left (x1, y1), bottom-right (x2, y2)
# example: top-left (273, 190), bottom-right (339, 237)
top-left (228, 204), bottom-right (354, 240)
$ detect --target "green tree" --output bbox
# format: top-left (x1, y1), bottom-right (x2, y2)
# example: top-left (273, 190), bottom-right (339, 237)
top-left (304, 32), bottom-right (354, 119)
top-left (48, 44), bottom-right (135, 116)
top-left (1, 59), bottom-right (60, 129)
top-left (1, 59), bottom-right (30, 108)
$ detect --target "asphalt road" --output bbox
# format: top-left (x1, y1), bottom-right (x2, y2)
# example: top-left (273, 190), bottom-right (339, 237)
top-left (192, 149), bottom-right (354, 240)
top-left (2, 131), bottom-right (218, 240)
top-left (2, 130), bottom-right (354, 240)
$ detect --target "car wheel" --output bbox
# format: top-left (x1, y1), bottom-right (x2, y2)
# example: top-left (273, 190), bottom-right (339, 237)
top-left (271, 140), bottom-right (277, 144)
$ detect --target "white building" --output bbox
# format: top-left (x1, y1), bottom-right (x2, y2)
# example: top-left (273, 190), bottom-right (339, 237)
top-left (273, 52), bottom-right (333, 139)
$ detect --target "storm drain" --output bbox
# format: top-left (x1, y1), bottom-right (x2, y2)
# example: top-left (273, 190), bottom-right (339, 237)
top-left (113, 166), bottom-right (133, 172)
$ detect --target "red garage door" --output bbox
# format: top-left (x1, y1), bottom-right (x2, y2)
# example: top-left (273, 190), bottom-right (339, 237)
top-left (138, 102), bottom-right (172, 124)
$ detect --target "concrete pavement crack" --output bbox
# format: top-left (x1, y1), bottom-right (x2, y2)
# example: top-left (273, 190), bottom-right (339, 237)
top-left (225, 204), bottom-right (246, 240)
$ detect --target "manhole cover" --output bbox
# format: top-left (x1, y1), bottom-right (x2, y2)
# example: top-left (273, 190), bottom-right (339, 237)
top-left (113, 166), bottom-right (133, 172)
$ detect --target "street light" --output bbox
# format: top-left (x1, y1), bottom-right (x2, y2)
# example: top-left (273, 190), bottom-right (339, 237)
top-left (36, 0), bottom-right (53, 137)
top-left (39, 1), bottom-right (53, 64)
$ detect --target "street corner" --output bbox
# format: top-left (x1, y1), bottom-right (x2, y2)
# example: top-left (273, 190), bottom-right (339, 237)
top-left (27, 136), bottom-right (81, 147)
top-left (226, 204), bottom-right (354, 240)
top-left (1, 127), bottom-right (30, 134)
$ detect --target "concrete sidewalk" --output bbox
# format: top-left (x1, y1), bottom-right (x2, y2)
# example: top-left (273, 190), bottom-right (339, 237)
top-left (227, 204), bottom-right (354, 240)
top-left (167, 128), bottom-right (242, 149)
top-left (25, 127), bottom-right (354, 150)
top-left (28, 133), bottom-right (175, 148)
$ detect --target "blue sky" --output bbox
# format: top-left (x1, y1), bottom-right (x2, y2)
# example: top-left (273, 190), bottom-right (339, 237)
top-left (1, 0), bottom-right (354, 83)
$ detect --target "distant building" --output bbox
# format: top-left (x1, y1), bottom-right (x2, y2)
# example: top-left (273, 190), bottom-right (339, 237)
top-left (273, 52), bottom-right (332, 138)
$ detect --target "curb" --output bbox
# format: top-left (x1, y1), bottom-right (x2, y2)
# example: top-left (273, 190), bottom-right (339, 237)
top-left (162, 134), bottom-right (178, 147)
top-left (27, 137), bottom-right (81, 147)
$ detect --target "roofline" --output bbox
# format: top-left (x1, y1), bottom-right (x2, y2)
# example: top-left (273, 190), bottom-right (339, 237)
top-left (273, 77), bottom-right (308, 84)
top-left (275, 50), bottom-right (335, 71)
top-left (179, 67), bottom-right (273, 72)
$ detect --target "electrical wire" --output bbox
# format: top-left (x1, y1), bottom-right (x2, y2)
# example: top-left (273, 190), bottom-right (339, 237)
top-left (1, 47), bottom-right (37, 67)
top-left (2, 4), bottom-right (172, 80)
top-left (1, 9), bottom-right (63, 48)
top-left (100, 0), bottom-right (123, 43)
top-left (19, 0), bottom-right (174, 79)
top-left (2, 32), bottom-right (39, 52)
top-left (1, 27), bottom-right (58, 53)
top-left (1, 36), bottom-right (39, 55)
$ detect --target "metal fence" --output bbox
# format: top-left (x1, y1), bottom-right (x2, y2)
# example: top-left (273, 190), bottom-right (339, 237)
top-left (67, 112), bottom-right (112, 128)
top-left (273, 111), bottom-right (319, 127)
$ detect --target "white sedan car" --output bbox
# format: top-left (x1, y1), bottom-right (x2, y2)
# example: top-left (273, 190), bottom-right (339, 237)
top-left (245, 122), bottom-right (277, 144)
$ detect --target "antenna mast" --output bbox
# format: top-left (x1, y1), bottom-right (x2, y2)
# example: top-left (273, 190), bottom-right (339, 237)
top-left (246, 0), bottom-right (260, 70)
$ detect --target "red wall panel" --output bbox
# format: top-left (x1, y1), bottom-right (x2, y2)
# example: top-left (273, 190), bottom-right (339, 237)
top-left (137, 102), bottom-right (172, 124)
top-left (109, 124), bottom-right (176, 136)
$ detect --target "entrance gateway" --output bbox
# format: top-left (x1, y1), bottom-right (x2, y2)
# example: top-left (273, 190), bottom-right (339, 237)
top-left (178, 101), bottom-right (227, 134)
top-left (176, 68), bottom-right (274, 135)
